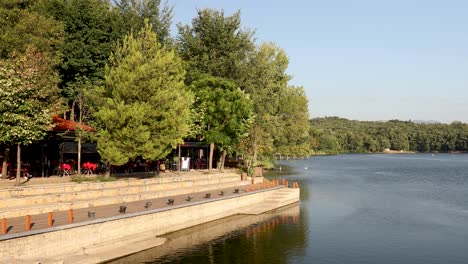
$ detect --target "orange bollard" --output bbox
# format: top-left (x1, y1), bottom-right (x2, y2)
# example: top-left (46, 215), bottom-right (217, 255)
top-left (47, 212), bottom-right (53, 227)
top-left (1, 218), bottom-right (6, 235)
top-left (68, 209), bottom-right (74, 224)
top-left (25, 215), bottom-right (31, 231)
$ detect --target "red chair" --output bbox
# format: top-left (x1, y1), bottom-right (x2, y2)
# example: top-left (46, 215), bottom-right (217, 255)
top-left (83, 162), bottom-right (97, 175)
top-left (62, 163), bottom-right (72, 176)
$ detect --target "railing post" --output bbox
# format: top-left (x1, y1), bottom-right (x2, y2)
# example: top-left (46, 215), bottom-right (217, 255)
top-left (68, 209), bottom-right (74, 224)
top-left (1, 218), bottom-right (6, 235)
top-left (25, 215), bottom-right (31, 231)
top-left (48, 212), bottom-right (53, 227)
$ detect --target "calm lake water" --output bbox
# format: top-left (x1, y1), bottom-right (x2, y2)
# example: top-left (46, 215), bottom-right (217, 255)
top-left (110, 154), bottom-right (468, 264)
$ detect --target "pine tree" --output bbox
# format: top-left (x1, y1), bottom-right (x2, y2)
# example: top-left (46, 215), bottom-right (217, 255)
top-left (94, 22), bottom-right (192, 177)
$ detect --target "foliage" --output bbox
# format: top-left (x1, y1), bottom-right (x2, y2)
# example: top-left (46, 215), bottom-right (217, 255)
top-left (177, 9), bottom-right (255, 87)
top-left (274, 86), bottom-right (311, 156)
top-left (310, 117), bottom-right (468, 153)
top-left (0, 0), bottom-right (63, 58)
top-left (94, 22), bottom-right (192, 169)
top-left (0, 46), bottom-right (61, 145)
top-left (71, 175), bottom-right (116, 182)
top-left (113, 0), bottom-right (173, 45)
top-left (190, 75), bottom-right (253, 152)
top-left (33, 0), bottom-right (117, 93)
top-left (240, 43), bottom-right (292, 161)
top-left (0, 46), bottom-right (61, 184)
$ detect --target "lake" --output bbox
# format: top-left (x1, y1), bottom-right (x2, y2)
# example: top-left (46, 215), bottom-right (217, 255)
top-left (109, 154), bottom-right (468, 264)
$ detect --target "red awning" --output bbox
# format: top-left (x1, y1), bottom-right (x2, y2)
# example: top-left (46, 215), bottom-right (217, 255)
top-left (52, 116), bottom-right (95, 132)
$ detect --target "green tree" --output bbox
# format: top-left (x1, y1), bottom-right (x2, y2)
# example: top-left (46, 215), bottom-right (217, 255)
top-left (177, 9), bottom-right (255, 87)
top-left (0, 0), bottom-right (63, 58)
top-left (113, 0), bottom-right (173, 45)
top-left (240, 42), bottom-right (290, 164)
top-left (94, 23), bottom-right (192, 177)
top-left (275, 86), bottom-right (311, 156)
top-left (34, 0), bottom-right (118, 119)
top-left (0, 46), bottom-right (61, 184)
top-left (190, 75), bottom-right (253, 172)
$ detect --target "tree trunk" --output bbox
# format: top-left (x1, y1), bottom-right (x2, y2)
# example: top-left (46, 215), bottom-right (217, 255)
top-left (253, 139), bottom-right (258, 166)
top-left (220, 149), bottom-right (226, 172)
top-left (70, 100), bottom-right (76, 122)
top-left (105, 162), bottom-right (111, 179)
top-left (208, 143), bottom-right (214, 173)
top-left (77, 100), bottom-right (83, 176)
top-left (15, 144), bottom-right (21, 186)
top-left (178, 144), bottom-right (181, 174)
top-left (77, 136), bottom-right (82, 176)
top-left (1, 147), bottom-right (9, 179)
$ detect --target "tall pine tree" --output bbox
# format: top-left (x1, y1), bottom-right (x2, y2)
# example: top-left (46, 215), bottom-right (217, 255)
top-left (94, 22), bottom-right (192, 177)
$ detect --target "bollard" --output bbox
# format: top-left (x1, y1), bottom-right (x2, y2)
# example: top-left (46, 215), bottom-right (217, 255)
top-left (1, 218), bottom-right (6, 235)
top-left (48, 212), bottom-right (53, 227)
top-left (25, 215), bottom-right (31, 231)
top-left (88, 211), bottom-right (96, 218)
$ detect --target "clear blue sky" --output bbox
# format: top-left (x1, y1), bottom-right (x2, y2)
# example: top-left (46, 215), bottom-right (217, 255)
top-left (169, 0), bottom-right (468, 123)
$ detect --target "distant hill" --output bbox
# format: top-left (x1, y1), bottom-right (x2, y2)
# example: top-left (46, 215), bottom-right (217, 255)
top-left (309, 117), bottom-right (468, 153)
top-left (412, 120), bottom-right (442, 124)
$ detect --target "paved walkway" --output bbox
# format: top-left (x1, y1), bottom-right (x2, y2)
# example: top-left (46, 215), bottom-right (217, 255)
top-left (1, 184), bottom-right (278, 237)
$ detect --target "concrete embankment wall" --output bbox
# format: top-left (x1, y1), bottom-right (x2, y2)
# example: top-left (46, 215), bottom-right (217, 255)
top-left (0, 187), bottom-right (299, 263)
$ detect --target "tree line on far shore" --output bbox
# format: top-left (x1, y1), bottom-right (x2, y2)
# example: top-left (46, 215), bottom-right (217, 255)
top-left (310, 117), bottom-right (468, 153)
top-left (0, 0), bottom-right (311, 183)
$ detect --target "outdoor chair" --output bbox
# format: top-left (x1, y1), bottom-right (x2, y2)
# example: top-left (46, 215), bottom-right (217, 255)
top-left (61, 164), bottom-right (71, 176)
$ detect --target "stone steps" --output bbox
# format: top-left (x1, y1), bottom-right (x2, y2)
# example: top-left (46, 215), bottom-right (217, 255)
top-left (0, 180), bottom-right (249, 218)
top-left (0, 174), bottom-right (241, 209)
top-left (0, 173), bottom-right (240, 199)
top-left (239, 188), bottom-right (300, 215)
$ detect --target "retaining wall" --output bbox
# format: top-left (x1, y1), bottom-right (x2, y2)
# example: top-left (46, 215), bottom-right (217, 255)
top-left (0, 187), bottom-right (299, 263)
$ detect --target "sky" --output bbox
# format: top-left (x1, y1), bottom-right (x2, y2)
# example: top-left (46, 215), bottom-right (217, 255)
top-left (169, 0), bottom-right (468, 123)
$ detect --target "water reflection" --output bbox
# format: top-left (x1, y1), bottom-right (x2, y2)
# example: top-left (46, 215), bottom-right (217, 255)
top-left (108, 203), bottom-right (305, 264)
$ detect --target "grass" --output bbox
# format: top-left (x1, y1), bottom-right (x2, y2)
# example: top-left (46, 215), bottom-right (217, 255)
top-left (71, 175), bottom-right (117, 183)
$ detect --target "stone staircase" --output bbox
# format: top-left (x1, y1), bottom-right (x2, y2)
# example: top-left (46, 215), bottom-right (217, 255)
top-left (0, 173), bottom-right (248, 218)
top-left (239, 187), bottom-right (300, 215)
